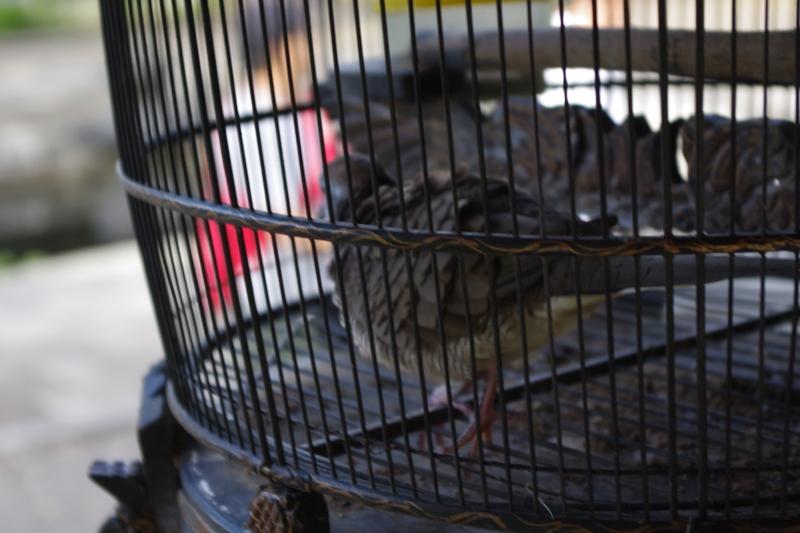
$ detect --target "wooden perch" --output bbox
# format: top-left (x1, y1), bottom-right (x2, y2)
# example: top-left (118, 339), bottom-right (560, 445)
top-left (419, 28), bottom-right (798, 85)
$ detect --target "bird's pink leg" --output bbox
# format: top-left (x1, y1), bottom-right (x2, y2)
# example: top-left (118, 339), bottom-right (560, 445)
top-left (417, 382), bottom-right (473, 450)
top-left (428, 382), bottom-right (473, 418)
top-left (447, 368), bottom-right (528, 458)
top-left (437, 369), bottom-right (528, 457)
top-left (454, 368), bottom-right (499, 458)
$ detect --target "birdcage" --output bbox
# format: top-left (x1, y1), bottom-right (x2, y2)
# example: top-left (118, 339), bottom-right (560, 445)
top-left (96, 0), bottom-right (800, 530)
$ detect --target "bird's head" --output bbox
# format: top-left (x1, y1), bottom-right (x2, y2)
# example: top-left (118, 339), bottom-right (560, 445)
top-left (322, 153), bottom-right (394, 222)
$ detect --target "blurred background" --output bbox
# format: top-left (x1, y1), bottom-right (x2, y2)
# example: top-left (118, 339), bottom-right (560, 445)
top-left (0, 0), bottom-right (158, 531)
top-left (1, 0), bottom-right (796, 530)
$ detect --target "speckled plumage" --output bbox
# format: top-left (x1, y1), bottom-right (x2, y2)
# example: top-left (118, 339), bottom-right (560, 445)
top-left (326, 157), bottom-right (607, 382)
top-left (678, 115), bottom-right (798, 233)
top-left (322, 92), bottom-right (686, 233)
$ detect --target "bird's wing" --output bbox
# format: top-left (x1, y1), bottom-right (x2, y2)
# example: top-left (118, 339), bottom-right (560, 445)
top-left (395, 169), bottom-right (607, 338)
top-left (680, 115), bottom-right (798, 233)
top-left (482, 98), bottom-right (618, 214)
top-left (320, 88), bottom-right (481, 180)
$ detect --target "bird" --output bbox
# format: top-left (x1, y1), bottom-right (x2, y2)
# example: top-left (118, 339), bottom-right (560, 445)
top-left (320, 87), bottom-right (688, 233)
top-left (322, 151), bottom-right (800, 457)
top-left (678, 114), bottom-right (798, 234)
top-left (320, 87), bottom-right (598, 215)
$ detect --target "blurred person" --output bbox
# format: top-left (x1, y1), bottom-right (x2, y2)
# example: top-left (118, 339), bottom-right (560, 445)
top-left (196, 0), bottom-right (336, 314)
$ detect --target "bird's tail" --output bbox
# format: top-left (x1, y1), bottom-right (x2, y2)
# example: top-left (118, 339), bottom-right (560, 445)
top-left (549, 254), bottom-right (798, 296)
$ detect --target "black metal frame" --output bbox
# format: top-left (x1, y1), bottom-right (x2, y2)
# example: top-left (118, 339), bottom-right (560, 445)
top-left (98, 0), bottom-right (800, 529)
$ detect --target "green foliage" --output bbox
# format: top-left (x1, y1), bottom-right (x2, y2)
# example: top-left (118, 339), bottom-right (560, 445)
top-left (0, 5), bottom-right (48, 31)
top-left (0, 0), bottom-right (97, 33)
top-left (0, 249), bottom-right (44, 268)
top-left (0, 250), bottom-right (14, 267)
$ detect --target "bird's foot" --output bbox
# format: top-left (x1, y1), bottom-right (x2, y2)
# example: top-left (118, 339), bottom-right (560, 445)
top-left (416, 384), bottom-right (473, 451)
top-left (436, 404), bottom-right (497, 480)
top-left (442, 373), bottom-right (527, 459)
top-left (428, 383), bottom-right (473, 419)
top-left (449, 398), bottom-right (499, 458)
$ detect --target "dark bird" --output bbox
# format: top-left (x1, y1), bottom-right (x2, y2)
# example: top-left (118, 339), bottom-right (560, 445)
top-left (321, 88), bottom-right (687, 233)
top-left (678, 114), bottom-right (798, 234)
top-left (321, 88), bottom-right (602, 216)
top-left (323, 152), bottom-right (799, 456)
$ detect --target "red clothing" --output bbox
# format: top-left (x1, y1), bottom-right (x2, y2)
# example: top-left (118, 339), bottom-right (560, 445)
top-left (194, 102), bottom-right (337, 314)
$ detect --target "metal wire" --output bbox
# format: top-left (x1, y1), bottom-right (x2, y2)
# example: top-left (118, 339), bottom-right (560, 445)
top-left (101, 0), bottom-right (800, 527)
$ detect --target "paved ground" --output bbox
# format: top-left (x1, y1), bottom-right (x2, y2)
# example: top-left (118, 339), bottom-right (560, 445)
top-left (0, 243), bottom-right (492, 532)
top-left (0, 242), bottom-right (159, 532)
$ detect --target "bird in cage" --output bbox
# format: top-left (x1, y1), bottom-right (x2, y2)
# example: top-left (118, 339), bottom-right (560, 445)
top-left (322, 150), bottom-right (800, 457)
top-left (316, 69), bottom-right (800, 456)
top-left (313, 32), bottom-right (800, 458)
top-left (677, 114), bottom-right (798, 234)
top-left (321, 88), bottom-right (688, 234)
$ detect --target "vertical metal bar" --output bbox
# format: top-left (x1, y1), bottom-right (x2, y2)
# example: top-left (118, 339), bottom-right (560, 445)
top-left (301, 0), bottom-right (359, 481)
top-left (178, 0), bottom-right (255, 453)
top-left (156, 0), bottom-right (233, 443)
top-left (324, 244), bottom-right (364, 482)
top-left (795, 0), bottom-right (800, 241)
top-left (589, 0), bottom-right (622, 518)
top-left (217, 1), bottom-right (300, 463)
top-left (463, 0), bottom-right (493, 504)
top-left (524, 0), bottom-right (548, 511)
top-left (192, 0), bottom-right (271, 457)
top-left (123, 3), bottom-right (203, 431)
top-left (219, 0), bottom-right (306, 469)
top-left (553, 0), bottom-right (575, 511)
top-left (541, 257), bottom-right (566, 511)
top-left (556, 0), bottom-right (578, 235)
top-left (144, 59), bottom-right (212, 440)
top-left (102, 0), bottom-right (196, 424)
top-left (191, 0), bottom-right (277, 463)
top-left (165, 2), bottom-right (236, 437)
top-left (762, 0), bottom-right (770, 234)
top-left (570, 256), bottom-right (594, 519)
top-left (130, 0), bottom-right (210, 430)
top-left (249, 0), bottom-right (341, 472)
top-left (265, 242), bottom-right (304, 467)
top-left (168, 0), bottom-right (246, 450)
top-left (622, 0), bottom-right (649, 519)
top-left (427, 0), bottom-right (467, 499)
top-left (312, 27), bottom-right (388, 484)
top-left (352, 0), bottom-right (424, 493)
top-left (143, 0), bottom-right (224, 442)
top-left (753, 0), bottom-right (771, 515)
top-left (780, 252), bottom-right (800, 514)
top-left (231, 0), bottom-right (315, 469)
top-left (324, 0), bottom-right (401, 488)
top-left (753, 250), bottom-right (767, 515)
top-left (693, 0), bottom-right (708, 519)
top-left (282, 0), bottom-right (349, 480)
top-left (656, 0), bottom-right (678, 519)
top-left (403, 0), bottom-right (485, 503)
top-left (589, 0), bottom-right (608, 237)
top-left (493, 0), bottom-right (516, 508)
top-left (526, 3), bottom-right (548, 234)
top-left (274, 0), bottom-right (312, 219)
top-left (723, 0), bottom-right (738, 519)
top-left (269, 0), bottom-right (353, 478)
top-left (785, 1), bottom-right (800, 513)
